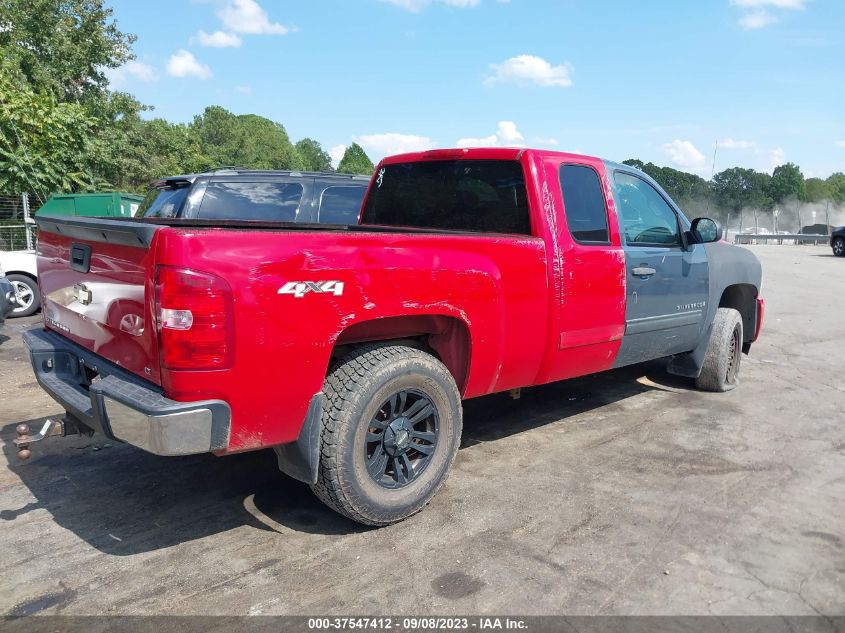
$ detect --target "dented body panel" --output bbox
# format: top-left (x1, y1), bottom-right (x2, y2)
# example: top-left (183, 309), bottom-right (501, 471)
top-left (31, 148), bottom-right (763, 459)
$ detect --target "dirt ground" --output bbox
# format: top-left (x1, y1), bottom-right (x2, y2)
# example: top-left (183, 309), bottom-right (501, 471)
top-left (1, 244), bottom-right (843, 616)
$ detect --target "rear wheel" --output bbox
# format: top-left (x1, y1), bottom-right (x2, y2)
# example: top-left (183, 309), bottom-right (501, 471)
top-left (833, 237), bottom-right (845, 257)
top-left (311, 344), bottom-right (462, 526)
top-left (696, 308), bottom-right (743, 392)
top-left (7, 274), bottom-right (39, 317)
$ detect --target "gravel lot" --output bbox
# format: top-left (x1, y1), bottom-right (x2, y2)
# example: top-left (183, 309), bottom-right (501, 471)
top-left (1, 245), bottom-right (843, 616)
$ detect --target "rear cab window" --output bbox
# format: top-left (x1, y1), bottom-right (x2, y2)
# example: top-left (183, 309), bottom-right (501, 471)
top-left (559, 164), bottom-right (610, 244)
top-left (361, 160), bottom-right (531, 234)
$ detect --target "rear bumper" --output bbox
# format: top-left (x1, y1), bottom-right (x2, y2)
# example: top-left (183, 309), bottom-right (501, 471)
top-left (23, 328), bottom-right (231, 456)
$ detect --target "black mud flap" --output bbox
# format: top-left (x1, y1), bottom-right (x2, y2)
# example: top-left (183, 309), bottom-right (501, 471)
top-left (272, 394), bottom-right (324, 485)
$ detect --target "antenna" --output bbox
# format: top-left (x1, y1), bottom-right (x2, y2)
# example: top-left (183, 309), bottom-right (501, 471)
top-left (710, 140), bottom-right (718, 180)
top-left (704, 140), bottom-right (719, 220)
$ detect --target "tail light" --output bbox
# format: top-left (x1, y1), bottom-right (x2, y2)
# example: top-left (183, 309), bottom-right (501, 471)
top-left (155, 266), bottom-right (235, 370)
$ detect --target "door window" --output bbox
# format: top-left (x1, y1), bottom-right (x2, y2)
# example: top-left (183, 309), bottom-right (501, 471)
top-left (613, 172), bottom-right (681, 246)
top-left (559, 164), bottom-right (610, 244)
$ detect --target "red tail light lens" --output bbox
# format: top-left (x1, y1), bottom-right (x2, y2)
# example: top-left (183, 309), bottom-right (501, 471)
top-left (155, 266), bottom-right (235, 370)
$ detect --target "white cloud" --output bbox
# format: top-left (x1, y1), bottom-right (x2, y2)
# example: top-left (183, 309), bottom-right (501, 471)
top-left (719, 138), bottom-right (758, 150)
top-left (835, 141), bottom-right (845, 148)
top-left (662, 140), bottom-right (707, 172)
top-left (328, 145), bottom-right (347, 169)
top-left (769, 147), bottom-right (786, 170)
top-left (380, 0), bottom-right (480, 11)
top-left (354, 133), bottom-right (436, 159)
top-left (166, 50), bottom-right (212, 79)
top-left (738, 10), bottom-right (778, 29)
top-left (731, 0), bottom-right (806, 30)
top-left (217, 0), bottom-right (289, 34)
top-left (456, 133), bottom-right (498, 147)
top-left (195, 30), bottom-right (242, 47)
top-left (485, 55), bottom-right (573, 88)
top-left (534, 136), bottom-right (560, 147)
top-left (105, 60), bottom-right (159, 85)
top-left (730, 0), bottom-right (806, 8)
top-left (457, 121), bottom-right (525, 147)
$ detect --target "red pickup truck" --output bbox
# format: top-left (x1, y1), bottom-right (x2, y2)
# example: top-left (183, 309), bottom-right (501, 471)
top-left (21, 148), bottom-right (763, 525)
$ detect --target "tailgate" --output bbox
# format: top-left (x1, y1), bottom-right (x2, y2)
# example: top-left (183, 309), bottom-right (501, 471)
top-left (35, 216), bottom-right (162, 385)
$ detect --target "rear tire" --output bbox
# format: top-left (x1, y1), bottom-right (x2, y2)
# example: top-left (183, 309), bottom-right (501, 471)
top-left (7, 274), bottom-right (40, 317)
top-left (696, 307), bottom-right (743, 392)
top-left (311, 344), bottom-right (462, 526)
top-left (833, 237), bottom-right (845, 257)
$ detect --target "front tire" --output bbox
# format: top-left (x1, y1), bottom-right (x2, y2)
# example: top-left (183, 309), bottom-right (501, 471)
top-left (832, 237), bottom-right (845, 257)
top-left (7, 274), bottom-right (40, 317)
top-left (696, 308), bottom-right (743, 392)
top-left (311, 344), bottom-right (462, 526)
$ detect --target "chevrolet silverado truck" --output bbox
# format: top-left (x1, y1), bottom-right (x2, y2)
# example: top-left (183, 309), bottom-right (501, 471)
top-left (19, 148), bottom-right (764, 525)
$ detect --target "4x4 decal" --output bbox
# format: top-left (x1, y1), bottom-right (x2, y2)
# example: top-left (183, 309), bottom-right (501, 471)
top-left (278, 281), bottom-right (345, 298)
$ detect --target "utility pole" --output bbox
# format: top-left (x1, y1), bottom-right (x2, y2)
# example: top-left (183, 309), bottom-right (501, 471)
top-left (825, 200), bottom-right (830, 234)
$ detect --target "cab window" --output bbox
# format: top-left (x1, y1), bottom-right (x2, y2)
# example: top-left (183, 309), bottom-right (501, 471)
top-left (559, 164), bottom-right (610, 244)
top-left (613, 172), bottom-right (681, 246)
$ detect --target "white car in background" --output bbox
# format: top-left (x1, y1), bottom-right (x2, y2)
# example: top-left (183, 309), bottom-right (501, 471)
top-left (0, 250), bottom-right (39, 317)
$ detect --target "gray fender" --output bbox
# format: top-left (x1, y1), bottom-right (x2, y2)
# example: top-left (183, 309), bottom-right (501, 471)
top-left (667, 241), bottom-right (762, 378)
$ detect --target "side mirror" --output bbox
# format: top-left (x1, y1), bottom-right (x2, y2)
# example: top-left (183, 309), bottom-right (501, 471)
top-left (690, 217), bottom-right (723, 244)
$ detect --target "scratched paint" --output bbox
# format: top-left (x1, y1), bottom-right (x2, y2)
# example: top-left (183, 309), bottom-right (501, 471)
top-left (33, 148), bottom-right (698, 455)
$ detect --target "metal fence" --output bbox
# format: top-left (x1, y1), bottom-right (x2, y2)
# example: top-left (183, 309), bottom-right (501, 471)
top-left (0, 224), bottom-right (37, 251)
top-left (0, 193), bottom-right (40, 251)
top-left (733, 233), bottom-right (830, 246)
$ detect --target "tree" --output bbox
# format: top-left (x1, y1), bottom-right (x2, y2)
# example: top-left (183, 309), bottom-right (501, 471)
top-left (0, 0), bottom-right (136, 102)
top-left (94, 101), bottom-right (206, 191)
top-left (712, 167), bottom-right (772, 213)
top-left (0, 60), bottom-right (102, 196)
top-left (804, 178), bottom-right (831, 203)
top-left (622, 158), bottom-right (644, 171)
top-left (337, 143), bottom-right (374, 175)
top-left (825, 173), bottom-right (845, 204)
top-left (295, 138), bottom-right (333, 172)
top-left (767, 162), bottom-right (806, 204)
top-left (190, 107), bottom-right (302, 170)
top-left (624, 159), bottom-right (710, 207)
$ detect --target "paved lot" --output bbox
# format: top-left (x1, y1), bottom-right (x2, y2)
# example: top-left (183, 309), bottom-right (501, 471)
top-left (1, 245), bottom-right (843, 616)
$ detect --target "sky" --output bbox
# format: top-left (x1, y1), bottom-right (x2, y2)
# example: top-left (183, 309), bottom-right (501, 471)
top-left (106, 0), bottom-right (845, 178)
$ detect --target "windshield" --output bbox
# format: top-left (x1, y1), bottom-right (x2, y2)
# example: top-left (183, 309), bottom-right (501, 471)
top-left (361, 159), bottom-right (531, 234)
top-left (140, 187), bottom-right (190, 218)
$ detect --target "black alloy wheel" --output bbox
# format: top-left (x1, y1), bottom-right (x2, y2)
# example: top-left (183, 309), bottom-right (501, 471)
top-left (365, 389), bottom-right (439, 488)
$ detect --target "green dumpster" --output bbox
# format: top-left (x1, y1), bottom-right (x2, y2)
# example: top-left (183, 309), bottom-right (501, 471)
top-left (35, 193), bottom-right (144, 218)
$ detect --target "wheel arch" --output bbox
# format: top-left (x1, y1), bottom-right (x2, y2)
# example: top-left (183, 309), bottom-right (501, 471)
top-left (718, 283), bottom-right (758, 344)
top-left (332, 314), bottom-right (472, 395)
top-left (6, 270), bottom-right (38, 283)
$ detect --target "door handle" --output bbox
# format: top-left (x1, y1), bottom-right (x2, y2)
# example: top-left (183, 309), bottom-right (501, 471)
top-left (632, 266), bottom-right (656, 277)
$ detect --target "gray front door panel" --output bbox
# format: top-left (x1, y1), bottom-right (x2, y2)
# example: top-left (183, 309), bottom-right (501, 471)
top-left (615, 243), bottom-right (709, 366)
top-left (606, 164), bottom-right (710, 368)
